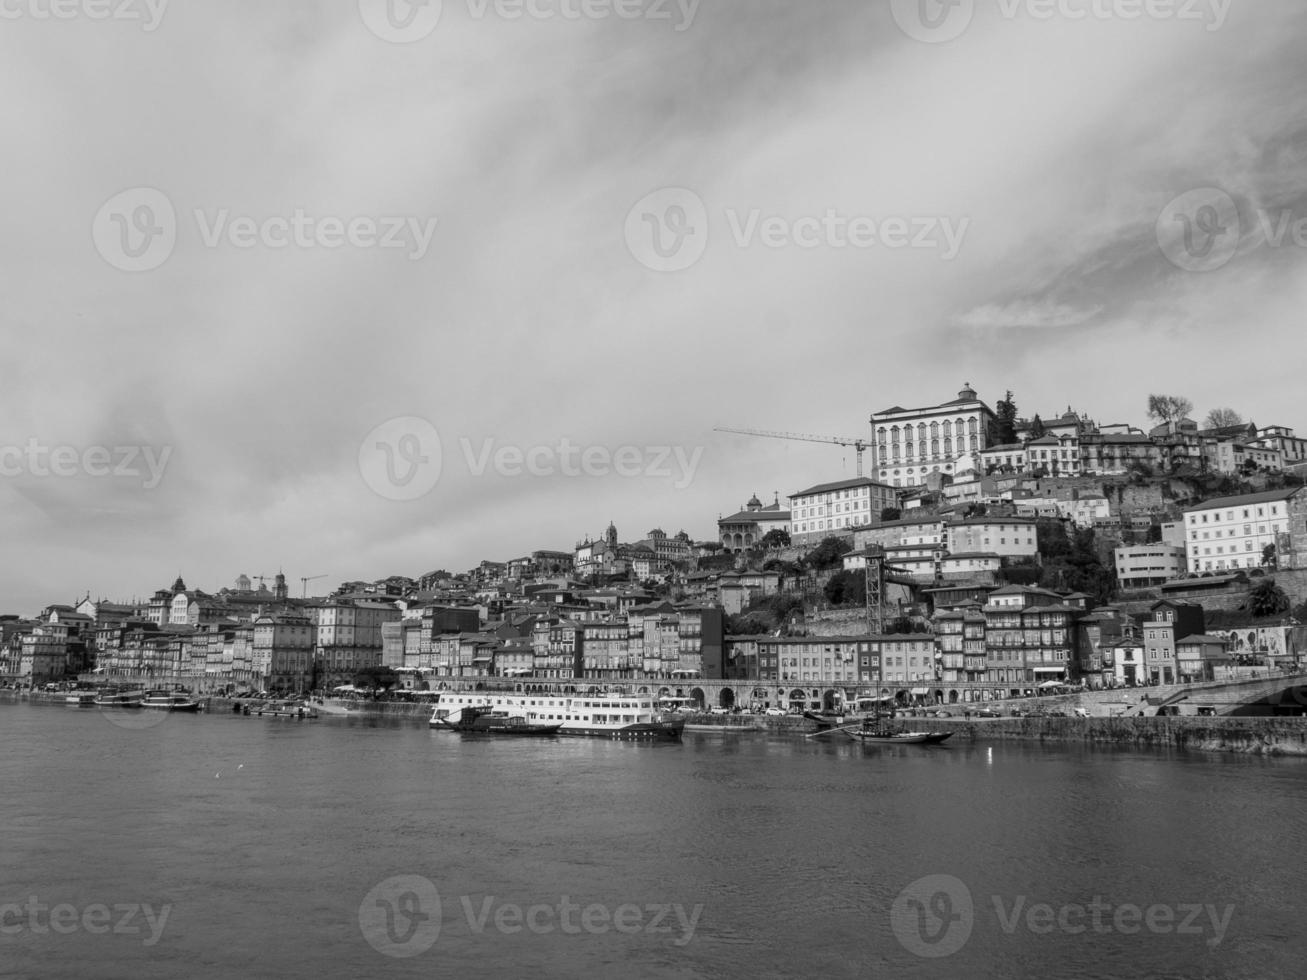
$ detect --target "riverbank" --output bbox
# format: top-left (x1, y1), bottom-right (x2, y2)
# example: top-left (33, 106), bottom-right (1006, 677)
top-left (864, 716), bottom-right (1307, 755)
top-left (9, 694), bottom-right (1307, 755)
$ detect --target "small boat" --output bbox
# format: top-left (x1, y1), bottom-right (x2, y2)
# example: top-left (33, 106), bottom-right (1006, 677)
top-left (846, 728), bottom-right (933, 744)
top-left (140, 691), bottom-right (201, 712)
top-left (922, 731), bottom-right (954, 744)
top-left (804, 710), bottom-right (848, 731)
top-left (65, 692), bottom-right (97, 707)
top-left (94, 690), bottom-right (143, 709)
top-left (251, 700), bottom-right (318, 719)
top-left (436, 705), bottom-right (562, 736)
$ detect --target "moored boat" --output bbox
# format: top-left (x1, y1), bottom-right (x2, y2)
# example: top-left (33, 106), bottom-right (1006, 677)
top-left (140, 691), bottom-right (201, 712)
top-left (65, 692), bottom-right (97, 707)
top-left (847, 728), bottom-right (933, 744)
top-left (94, 689), bottom-right (144, 709)
top-left (428, 691), bottom-right (683, 740)
top-left (923, 731), bottom-right (954, 744)
top-left (436, 705), bottom-right (562, 736)
top-left (250, 700), bottom-right (318, 719)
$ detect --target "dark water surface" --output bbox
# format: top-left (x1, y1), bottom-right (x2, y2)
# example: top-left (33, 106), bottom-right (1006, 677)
top-left (2, 703), bottom-right (1305, 979)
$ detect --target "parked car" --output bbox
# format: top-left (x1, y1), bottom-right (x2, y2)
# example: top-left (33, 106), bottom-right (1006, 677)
top-left (968, 707), bottom-right (1000, 718)
top-left (764, 707), bottom-right (786, 716)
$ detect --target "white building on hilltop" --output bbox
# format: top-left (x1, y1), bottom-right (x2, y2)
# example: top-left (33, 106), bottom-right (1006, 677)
top-left (871, 383), bottom-right (996, 488)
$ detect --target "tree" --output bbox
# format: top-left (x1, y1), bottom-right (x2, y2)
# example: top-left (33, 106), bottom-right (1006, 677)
top-left (1249, 578), bottom-right (1290, 618)
top-left (1205, 407), bottom-right (1244, 430)
top-left (1028, 414), bottom-right (1047, 439)
top-left (823, 570), bottom-right (866, 607)
top-left (994, 390), bottom-right (1019, 445)
top-left (353, 665), bottom-right (399, 693)
top-left (880, 507), bottom-right (902, 522)
top-left (759, 528), bottom-right (791, 550)
top-left (1147, 394), bottom-right (1194, 426)
top-left (804, 536), bottom-right (852, 570)
top-left (1262, 544), bottom-right (1278, 569)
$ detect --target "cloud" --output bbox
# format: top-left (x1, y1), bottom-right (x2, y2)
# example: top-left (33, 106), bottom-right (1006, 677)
top-left (953, 301), bottom-right (1106, 330)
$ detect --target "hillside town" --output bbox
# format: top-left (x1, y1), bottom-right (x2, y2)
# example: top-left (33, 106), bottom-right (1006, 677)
top-left (5, 386), bottom-right (1307, 708)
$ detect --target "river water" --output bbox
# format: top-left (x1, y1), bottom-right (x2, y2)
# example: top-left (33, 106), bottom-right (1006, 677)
top-left (1, 702), bottom-right (1304, 979)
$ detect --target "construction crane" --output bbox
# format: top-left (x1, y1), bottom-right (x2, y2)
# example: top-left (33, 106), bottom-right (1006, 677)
top-left (715, 426), bottom-right (871, 477)
top-left (300, 575), bottom-right (327, 598)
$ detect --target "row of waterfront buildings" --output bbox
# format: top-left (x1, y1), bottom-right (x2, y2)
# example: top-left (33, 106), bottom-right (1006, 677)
top-left (3, 563), bottom-right (1301, 700)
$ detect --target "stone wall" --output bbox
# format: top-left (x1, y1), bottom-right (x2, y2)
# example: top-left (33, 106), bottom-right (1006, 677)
top-left (915, 716), bottom-right (1307, 755)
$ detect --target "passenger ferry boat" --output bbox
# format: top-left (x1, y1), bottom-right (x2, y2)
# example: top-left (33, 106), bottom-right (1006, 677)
top-left (428, 691), bottom-right (684, 740)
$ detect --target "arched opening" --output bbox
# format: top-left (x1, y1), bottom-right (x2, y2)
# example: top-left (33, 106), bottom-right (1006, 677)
top-left (719, 688), bottom-right (736, 709)
top-left (934, 689), bottom-right (945, 705)
top-left (690, 687), bottom-right (707, 710)
top-left (822, 689), bottom-right (839, 712)
top-left (788, 688), bottom-right (806, 709)
top-left (949, 690), bottom-right (960, 703)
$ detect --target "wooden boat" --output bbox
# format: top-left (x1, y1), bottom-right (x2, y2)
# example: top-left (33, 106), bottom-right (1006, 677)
top-left (65, 692), bottom-right (97, 707)
top-left (922, 731), bottom-right (954, 744)
top-left (846, 728), bottom-right (932, 744)
top-left (436, 705), bottom-right (562, 736)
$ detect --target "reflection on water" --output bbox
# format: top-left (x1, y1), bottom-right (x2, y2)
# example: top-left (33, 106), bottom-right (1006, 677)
top-left (1, 703), bottom-right (1305, 979)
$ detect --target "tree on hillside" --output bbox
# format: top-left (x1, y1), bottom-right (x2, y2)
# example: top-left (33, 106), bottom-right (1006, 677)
top-left (1249, 578), bottom-right (1290, 618)
top-left (805, 536), bottom-right (852, 570)
top-left (1029, 414), bottom-right (1047, 439)
top-left (759, 528), bottom-right (791, 550)
top-left (880, 507), bottom-right (902, 522)
top-left (994, 390), bottom-right (1019, 445)
top-left (1147, 394), bottom-right (1194, 426)
top-left (823, 570), bottom-right (866, 607)
top-left (1205, 407), bottom-right (1244, 429)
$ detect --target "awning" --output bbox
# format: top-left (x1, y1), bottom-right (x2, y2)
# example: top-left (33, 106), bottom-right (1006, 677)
top-left (1032, 667), bottom-right (1065, 674)
top-left (911, 687), bottom-right (929, 695)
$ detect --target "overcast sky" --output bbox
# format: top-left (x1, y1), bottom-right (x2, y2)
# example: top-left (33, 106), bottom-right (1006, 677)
top-left (2, 0), bottom-right (1306, 613)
